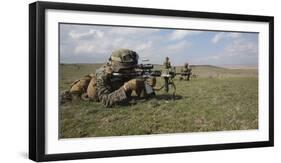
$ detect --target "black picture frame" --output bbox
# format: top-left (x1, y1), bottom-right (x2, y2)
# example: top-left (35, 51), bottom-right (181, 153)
top-left (29, 1), bottom-right (274, 162)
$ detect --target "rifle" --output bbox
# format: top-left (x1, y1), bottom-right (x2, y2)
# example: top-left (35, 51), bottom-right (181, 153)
top-left (112, 64), bottom-right (177, 99)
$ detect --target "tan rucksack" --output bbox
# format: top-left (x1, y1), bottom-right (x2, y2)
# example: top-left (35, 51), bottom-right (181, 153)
top-left (69, 75), bottom-right (92, 95)
top-left (67, 74), bottom-right (98, 101)
top-left (81, 76), bottom-right (98, 101)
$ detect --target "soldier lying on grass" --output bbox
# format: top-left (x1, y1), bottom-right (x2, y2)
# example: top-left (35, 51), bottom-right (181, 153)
top-left (60, 49), bottom-right (155, 107)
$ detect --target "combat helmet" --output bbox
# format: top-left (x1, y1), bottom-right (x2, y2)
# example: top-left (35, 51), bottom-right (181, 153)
top-left (109, 48), bottom-right (139, 72)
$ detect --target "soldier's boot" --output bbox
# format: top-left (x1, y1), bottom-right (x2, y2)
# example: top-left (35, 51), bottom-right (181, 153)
top-left (187, 75), bottom-right (190, 81)
top-left (70, 92), bottom-right (81, 101)
top-left (60, 90), bottom-right (72, 104)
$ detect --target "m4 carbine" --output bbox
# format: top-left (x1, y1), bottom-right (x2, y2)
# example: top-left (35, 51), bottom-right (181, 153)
top-left (113, 64), bottom-right (177, 99)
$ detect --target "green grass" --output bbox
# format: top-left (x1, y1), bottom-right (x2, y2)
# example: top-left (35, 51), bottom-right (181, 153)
top-left (59, 64), bottom-right (258, 138)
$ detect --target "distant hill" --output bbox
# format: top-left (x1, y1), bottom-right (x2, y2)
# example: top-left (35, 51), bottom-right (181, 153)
top-left (189, 65), bottom-right (225, 69)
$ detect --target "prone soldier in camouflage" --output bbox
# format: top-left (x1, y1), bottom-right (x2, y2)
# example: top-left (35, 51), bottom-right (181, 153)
top-left (180, 63), bottom-right (192, 81)
top-left (60, 49), bottom-right (155, 107)
top-left (95, 48), bottom-right (154, 107)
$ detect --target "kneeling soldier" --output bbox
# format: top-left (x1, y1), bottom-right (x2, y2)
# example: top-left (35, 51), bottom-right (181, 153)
top-left (180, 63), bottom-right (192, 81)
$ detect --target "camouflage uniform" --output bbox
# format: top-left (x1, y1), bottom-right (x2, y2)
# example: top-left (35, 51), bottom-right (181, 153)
top-left (95, 49), bottom-right (143, 107)
top-left (61, 49), bottom-right (152, 107)
top-left (163, 57), bottom-right (171, 69)
top-left (180, 63), bottom-right (192, 81)
top-left (95, 64), bottom-right (133, 107)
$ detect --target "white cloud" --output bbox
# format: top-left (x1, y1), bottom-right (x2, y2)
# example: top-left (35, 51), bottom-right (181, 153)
top-left (195, 38), bottom-right (258, 66)
top-left (62, 25), bottom-right (197, 64)
top-left (170, 30), bottom-right (202, 41)
top-left (212, 32), bottom-right (241, 44)
top-left (212, 33), bottom-right (224, 44)
top-left (69, 29), bottom-right (104, 39)
top-left (69, 27), bottom-right (159, 58)
top-left (167, 40), bottom-right (191, 50)
top-left (60, 24), bottom-right (257, 66)
top-left (108, 28), bottom-right (159, 37)
top-left (228, 33), bottom-right (242, 38)
top-left (74, 43), bottom-right (110, 55)
top-left (225, 39), bottom-right (258, 56)
top-left (135, 41), bottom-right (153, 51)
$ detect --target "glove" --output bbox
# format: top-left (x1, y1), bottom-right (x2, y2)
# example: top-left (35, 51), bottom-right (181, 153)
top-left (105, 66), bottom-right (113, 74)
top-left (123, 78), bottom-right (145, 93)
top-left (104, 66), bottom-right (114, 78)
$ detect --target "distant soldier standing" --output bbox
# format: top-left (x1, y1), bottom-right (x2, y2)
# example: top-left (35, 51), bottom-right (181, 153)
top-left (163, 57), bottom-right (172, 69)
top-left (161, 57), bottom-right (177, 93)
top-left (180, 63), bottom-right (192, 81)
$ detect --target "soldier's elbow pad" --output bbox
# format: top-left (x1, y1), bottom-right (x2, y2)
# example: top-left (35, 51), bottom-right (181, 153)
top-left (99, 86), bottom-right (128, 107)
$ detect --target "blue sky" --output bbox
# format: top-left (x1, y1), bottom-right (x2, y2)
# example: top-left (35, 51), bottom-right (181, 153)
top-left (60, 23), bottom-right (258, 66)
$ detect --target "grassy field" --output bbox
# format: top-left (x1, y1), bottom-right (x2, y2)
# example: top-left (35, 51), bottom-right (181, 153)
top-left (59, 64), bottom-right (258, 138)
